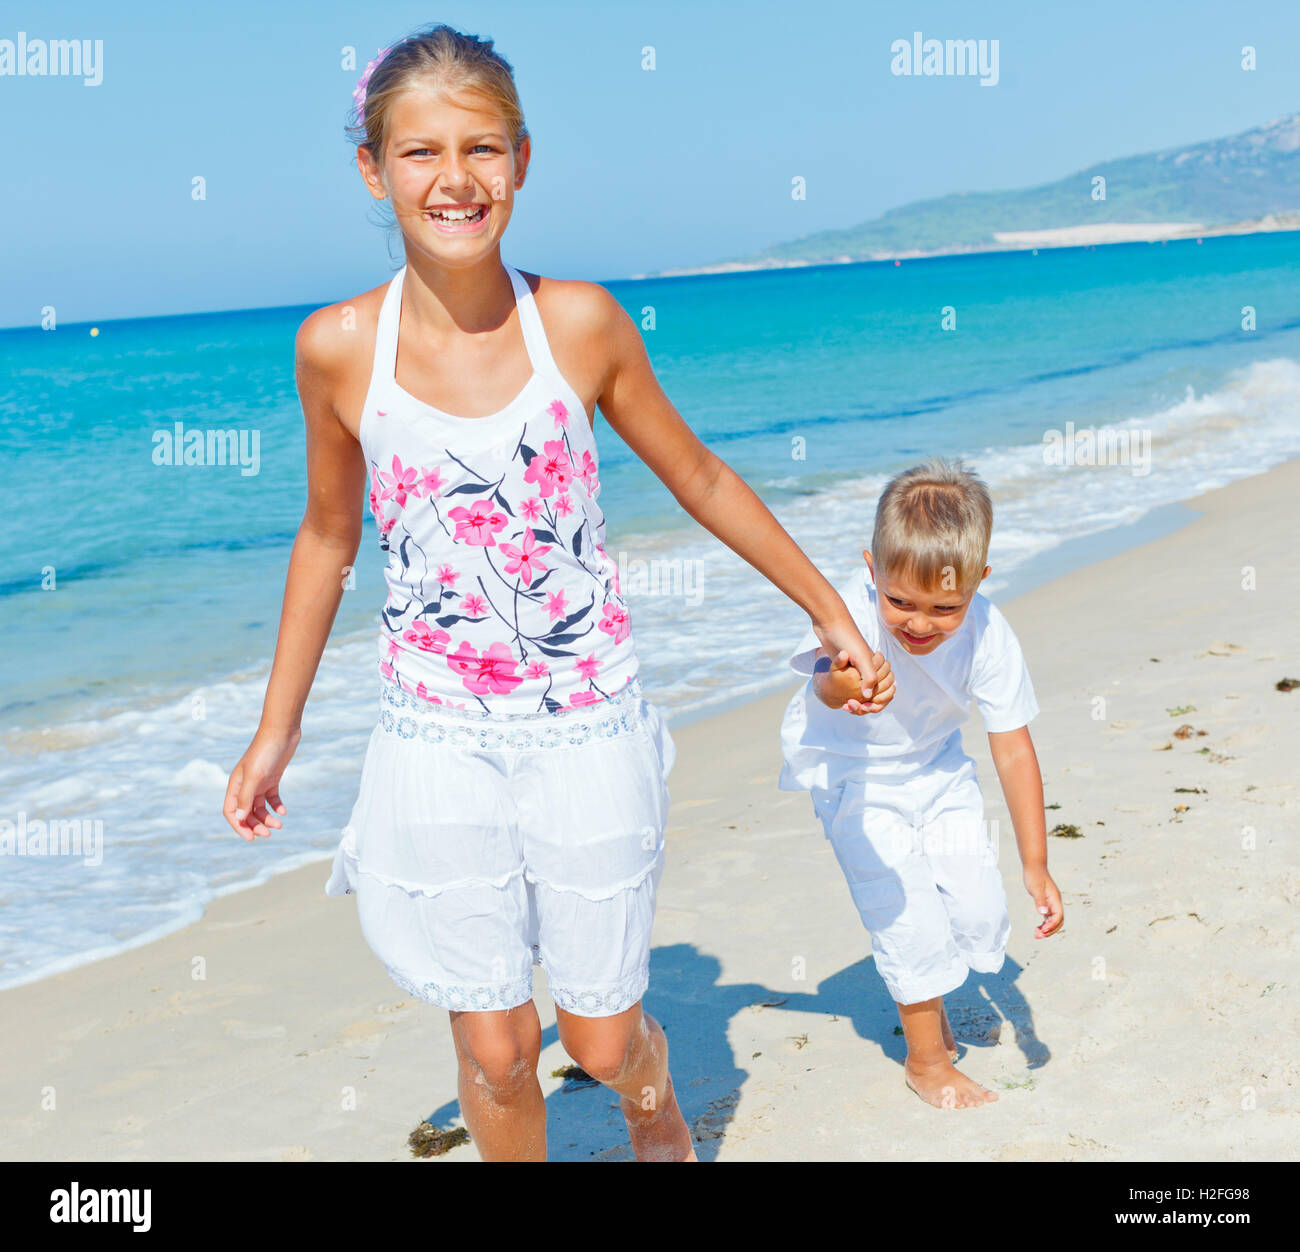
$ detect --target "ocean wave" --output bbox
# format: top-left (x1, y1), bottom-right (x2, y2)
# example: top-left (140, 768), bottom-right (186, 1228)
top-left (2, 355), bottom-right (1297, 991)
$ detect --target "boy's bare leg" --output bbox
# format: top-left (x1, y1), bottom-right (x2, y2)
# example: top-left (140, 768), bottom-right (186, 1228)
top-left (939, 1000), bottom-right (959, 1059)
top-left (898, 996), bottom-right (997, 1108)
top-left (556, 1003), bottom-right (697, 1160)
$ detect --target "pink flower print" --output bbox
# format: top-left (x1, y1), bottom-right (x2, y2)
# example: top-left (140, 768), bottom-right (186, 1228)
top-left (499, 527), bottom-right (553, 587)
top-left (403, 621), bottom-right (451, 654)
top-left (577, 450), bottom-right (599, 494)
top-left (379, 514), bottom-right (398, 537)
top-left (436, 564), bottom-right (459, 586)
top-left (413, 681), bottom-right (443, 704)
top-left (554, 493), bottom-right (574, 517)
top-left (593, 543), bottom-right (620, 593)
top-left (598, 602), bottom-right (630, 645)
top-left (448, 498), bottom-right (508, 546)
top-left (446, 641), bottom-right (524, 696)
top-left (568, 690), bottom-right (602, 707)
top-left (522, 439), bottom-right (572, 497)
top-left (386, 638), bottom-right (400, 659)
top-left (544, 589), bottom-right (569, 622)
top-left (548, 398), bottom-right (570, 428)
top-left (378, 454), bottom-right (420, 507)
top-left (380, 659), bottom-right (394, 679)
top-left (461, 593), bottom-right (488, 618)
top-left (525, 661), bottom-right (550, 679)
top-left (574, 653), bottom-right (601, 681)
top-left (419, 465), bottom-right (445, 497)
top-left (519, 496), bottom-right (543, 522)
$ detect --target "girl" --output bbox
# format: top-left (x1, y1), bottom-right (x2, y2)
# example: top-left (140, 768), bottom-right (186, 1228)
top-left (222, 23), bottom-right (893, 1162)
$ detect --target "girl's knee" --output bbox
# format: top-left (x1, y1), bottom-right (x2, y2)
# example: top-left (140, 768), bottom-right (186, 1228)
top-left (559, 1016), bottom-right (645, 1086)
top-left (459, 1037), bottom-right (535, 1096)
top-left (454, 1012), bottom-right (540, 1097)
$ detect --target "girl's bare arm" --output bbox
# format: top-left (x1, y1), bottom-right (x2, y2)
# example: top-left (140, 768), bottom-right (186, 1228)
top-left (588, 289), bottom-right (889, 703)
top-left (258, 310), bottom-right (368, 733)
top-left (222, 308), bottom-right (367, 839)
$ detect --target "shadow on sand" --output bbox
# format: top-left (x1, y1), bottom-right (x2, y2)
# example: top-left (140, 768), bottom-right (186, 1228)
top-left (422, 942), bottom-right (1049, 1160)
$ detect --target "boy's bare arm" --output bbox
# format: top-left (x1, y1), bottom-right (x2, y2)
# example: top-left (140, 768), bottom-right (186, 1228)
top-left (988, 726), bottom-right (1063, 938)
top-left (811, 648), bottom-right (894, 715)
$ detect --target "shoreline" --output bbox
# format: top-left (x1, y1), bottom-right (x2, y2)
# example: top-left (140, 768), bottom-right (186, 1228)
top-left (0, 482), bottom-right (1225, 996)
top-left (4, 457), bottom-right (1298, 1160)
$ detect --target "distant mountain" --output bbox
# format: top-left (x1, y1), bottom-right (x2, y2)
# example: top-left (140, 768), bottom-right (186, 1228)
top-left (649, 113), bottom-right (1300, 275)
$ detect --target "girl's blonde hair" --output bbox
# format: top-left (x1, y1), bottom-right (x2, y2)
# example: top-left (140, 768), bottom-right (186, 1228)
top-left (347, 24), bottom-right (529, 163)
top-left (871, 457), bottom-right (993, 597)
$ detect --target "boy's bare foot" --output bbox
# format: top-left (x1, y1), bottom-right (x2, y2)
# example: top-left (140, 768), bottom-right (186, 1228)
top-left (903, 1057), bottom-right (998, 1109)
top-left (621, 1073), bottom-right (697, 1160)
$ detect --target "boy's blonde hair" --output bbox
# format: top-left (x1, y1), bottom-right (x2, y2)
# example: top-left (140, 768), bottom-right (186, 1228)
top-left (871, 457), bottom-right (993, 597)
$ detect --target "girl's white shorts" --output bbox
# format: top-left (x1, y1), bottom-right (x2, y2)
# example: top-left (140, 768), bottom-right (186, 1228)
top-left (326, 677), bottom-right (674, 1018)
top-left (810, 748), bottom-right (1010, 1005)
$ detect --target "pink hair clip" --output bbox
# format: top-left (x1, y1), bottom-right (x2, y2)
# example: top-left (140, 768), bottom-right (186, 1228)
top-left (352, 44), bottom-right (394, 124)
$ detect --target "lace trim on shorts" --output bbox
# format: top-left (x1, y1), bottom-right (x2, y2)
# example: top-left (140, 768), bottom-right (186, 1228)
top-left (378, 674), bottom-right (648, 750)
top-left (548, 964), bottom-right (650, 1016)
top-left (384, 964), bottom-right (534, 1013)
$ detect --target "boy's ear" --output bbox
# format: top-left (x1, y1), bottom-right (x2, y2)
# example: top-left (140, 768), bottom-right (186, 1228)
top-left (862, 549), bottom-right (873, 575)
top-left (980, 565), bottom-right (991, 581)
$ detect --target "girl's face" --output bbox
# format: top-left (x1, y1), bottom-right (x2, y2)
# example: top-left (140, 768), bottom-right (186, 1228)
top-left (361, 85), bottom-right (528, 266)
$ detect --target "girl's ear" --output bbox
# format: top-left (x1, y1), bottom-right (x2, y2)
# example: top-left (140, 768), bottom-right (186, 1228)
top-left (357, 146), bottom-right (388, 201)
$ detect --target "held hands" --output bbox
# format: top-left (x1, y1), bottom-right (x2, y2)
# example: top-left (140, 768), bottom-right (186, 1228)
top-left (222, 727), bottom-right (301, 842)
top-left (810, 618), bottom-right (895, 713)
top-left (812, 648), bottom-right (895, 715)
top-left (1023, 866), bottom-right (1064, 938)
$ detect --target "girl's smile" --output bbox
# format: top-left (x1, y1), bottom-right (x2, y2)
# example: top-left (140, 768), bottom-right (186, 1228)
top-left (424, 201), bottom-right (492, 232)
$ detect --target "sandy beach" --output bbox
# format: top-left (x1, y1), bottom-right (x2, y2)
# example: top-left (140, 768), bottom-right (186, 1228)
top-left (3, 459), bottom-right (1298, 1162)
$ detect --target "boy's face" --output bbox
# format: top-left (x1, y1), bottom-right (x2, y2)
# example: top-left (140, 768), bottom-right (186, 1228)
top-left (863, 549), bottom-right (989, 656)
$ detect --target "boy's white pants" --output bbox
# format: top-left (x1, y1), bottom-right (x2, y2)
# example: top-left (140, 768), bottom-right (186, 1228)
top-left (811, 749), bottom-right (1010, 1005)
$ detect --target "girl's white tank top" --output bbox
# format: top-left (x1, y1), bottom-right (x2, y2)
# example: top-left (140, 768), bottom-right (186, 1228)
top-left (359, 263), bottom-right (640, 715)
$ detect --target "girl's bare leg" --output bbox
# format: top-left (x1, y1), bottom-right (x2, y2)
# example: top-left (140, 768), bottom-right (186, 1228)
top-left (556, 1002), bottom-right (696, 1160)
top-left (898, 995), bottom-right (997, 1109)
top-left (449, 1001), bottom-right (547, 1160)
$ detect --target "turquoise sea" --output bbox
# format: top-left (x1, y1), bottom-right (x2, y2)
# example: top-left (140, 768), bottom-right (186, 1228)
top-left (2, 230), bottom-right (1299, 988)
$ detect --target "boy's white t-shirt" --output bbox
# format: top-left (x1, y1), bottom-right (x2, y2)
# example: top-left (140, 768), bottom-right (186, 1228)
top-left (778, 564), bottom-right (1039, 793)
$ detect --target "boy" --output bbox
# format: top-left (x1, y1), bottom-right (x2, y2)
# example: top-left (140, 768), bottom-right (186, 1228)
top-left (778, 458), bottom-right (1063, 1108)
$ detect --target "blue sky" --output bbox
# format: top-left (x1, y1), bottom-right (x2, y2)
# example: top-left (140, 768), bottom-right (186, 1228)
top-left (5, 0), bottom-right (1299, 326)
